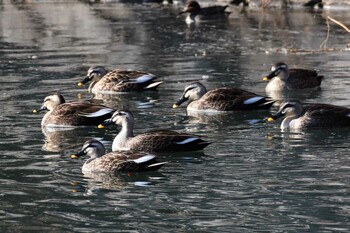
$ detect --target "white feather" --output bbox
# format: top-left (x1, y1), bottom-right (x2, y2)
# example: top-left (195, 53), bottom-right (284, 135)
top-left (147, 162), bottom-right (167, 168)
top-left (79, 108), bottom-right (113, 118)
top-left (347, 113), bottom-right (350, 117)
top-left (243, 96), bottom-right (264, 105)
top-left (132, 155), bottom-right (155, 164)
top-left (145, 81), bottom-right (163, 89)
top-left (175, 137), bottom-right (199, 145)
top-left (134, 75), bottom-right (155, 84)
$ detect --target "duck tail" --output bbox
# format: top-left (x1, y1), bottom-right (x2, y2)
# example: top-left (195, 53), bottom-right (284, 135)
top-left (133, 155), bottom-right (166, 171)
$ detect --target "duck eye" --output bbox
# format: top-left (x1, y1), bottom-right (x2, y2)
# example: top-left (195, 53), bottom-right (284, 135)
top-left (89, 70), bottom-right (100, 77)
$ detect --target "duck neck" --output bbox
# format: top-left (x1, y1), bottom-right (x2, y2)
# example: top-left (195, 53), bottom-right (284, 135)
top-left (186, 15), bottom-right (196, 24)
top-left (113, 120), bottom-right (134, 150)
top-left (41, 111), bottom-right (52, 126)
top-left (88, 81), bottom-right (97, 92)
top-left (281, 117), bottom-right (294, 130)
top-left (266, 78), bottom-right (286, 92)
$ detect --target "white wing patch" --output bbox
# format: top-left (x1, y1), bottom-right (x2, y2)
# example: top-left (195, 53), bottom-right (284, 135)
top-left (79, 108), bottom-right (113, 118)
top-left (145, 81), bottom-right (163, 89)
top-left (133, 155), bottom-right (155, 164)
top-left (347, 113), bottom-right (350, 117)
top-left (134, 75), bottom-right (155, 84)
top-left (244, 96), bottom-right (264, 105)
top-left (175, 137), bottom-right (199, 145)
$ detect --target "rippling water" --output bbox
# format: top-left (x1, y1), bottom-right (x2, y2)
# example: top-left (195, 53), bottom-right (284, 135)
top-left (0, 1), bottom-right (349, 232)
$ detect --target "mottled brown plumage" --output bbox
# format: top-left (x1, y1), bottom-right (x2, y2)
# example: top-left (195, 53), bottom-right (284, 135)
top-left (264, 62), bottom-right (324, 91)
top-left (268, 100), bottom-right (350, 130)
top-left (78, 66), bottom-right (162, 93)
top-left (72, 139), bottom-right (166, 173)
top-left (99, 110), bottom-right (210, 152)
top-left (34, 92), bottom-right (114, 127)
top-left (173, 82), bottom-right (274, 112)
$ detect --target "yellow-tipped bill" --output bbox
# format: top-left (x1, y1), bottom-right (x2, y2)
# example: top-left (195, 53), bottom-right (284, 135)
top-left (98, 124), bottom-right (105, 129)
top-left (173, 104), bottom-right (179, 109)
top-left (263, 76), bottom-right (269, 81)
top-left (77, 82), bottom-right (84, 87)
top-left (71, 154), bottom-right (79, 159)
top-left (267, 117), bottom-right (274, 122)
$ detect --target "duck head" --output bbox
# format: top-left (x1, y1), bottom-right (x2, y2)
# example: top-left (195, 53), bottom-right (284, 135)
top-left (173, 82), bottom-right (207, 108)
top-left (33, 92), bottom-right (65, 113)
top-left (78, 66), bottom-right (108, 87)
top-left (263, 62), bottom-right (289, 81)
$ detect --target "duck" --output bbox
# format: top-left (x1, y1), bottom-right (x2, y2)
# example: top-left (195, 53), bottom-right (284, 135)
top-left (173, 82), bottom-right (275, 112)
top-left (33, 92), bottom-right (114, 127)
top-left (304, 0), bottom-right (323, 8)
top-left (267, 100), bottom-right (350, 130)
top-left (230, 0), bottom-right (249, 7)
top-left (98, 110), bottom-right (211, 152)
top-left (78, 66), bottom-right (162, 93)
top-left (71, 139), bottom-right (166, 173)
top-left (263, 62), bottom-right (324, 92)
top-left (179, 1), bottom-right (230, 24)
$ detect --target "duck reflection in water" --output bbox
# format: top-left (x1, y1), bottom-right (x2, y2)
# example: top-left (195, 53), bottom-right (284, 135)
top-left (41, 127), bottom-right (98, 152)
top-left (71, 171), bottom-right (166, 194)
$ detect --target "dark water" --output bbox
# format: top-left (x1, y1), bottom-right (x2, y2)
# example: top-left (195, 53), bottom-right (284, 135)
top-left (0, 1), bottom-right (349, 232)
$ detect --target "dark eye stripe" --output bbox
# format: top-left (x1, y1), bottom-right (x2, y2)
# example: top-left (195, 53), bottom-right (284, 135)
top-left (282, 103), bottom-right (295, 109)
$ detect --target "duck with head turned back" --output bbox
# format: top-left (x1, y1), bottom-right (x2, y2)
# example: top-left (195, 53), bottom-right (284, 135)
top-left (263, 62), bottom-right (324, 92)
top-left (267, 100), bottom-right (350, 130)
top-left (71, 139), bottom-right (166, 173)
top-left (33, 92), bottom-right (114, 128)
top-left (179, 1), bottom-right (230, 24)
top-left (78, 66), bottom-right (162, 93)
top-left (173, 82), bottom-right (274, 113)
top-left (98, 110), bottom-right (210, 153)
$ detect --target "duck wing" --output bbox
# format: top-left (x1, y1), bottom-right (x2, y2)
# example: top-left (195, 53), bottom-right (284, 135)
top-left (198, 88), bottom-right (274, 111)
top-left (98, 70), bottom-right (160, 92)
top-left (89, 152), bottom-right (165, 172)
top-left (52, 102), bottom-right (114, 126)
top-left (201, 5), bottom-right (229, 16)
top-left (130, 130), bottom-right (210, 152)
top-left (303, 104), bottom-right (350, 127)
top-left (288, 69), bottom-right (324, 89)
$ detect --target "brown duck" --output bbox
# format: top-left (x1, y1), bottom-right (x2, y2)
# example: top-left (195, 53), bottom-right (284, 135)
top-left (33, 92), bottom-right (114, 127)
top-left (267, 100), bottom-right (350, 130)
top-left (71, 139), bottom-right (166, 173)
top-left (173, 82), bottom-right (274, 112)
top-left (78, 66), bottom-right (162, 93)
top-left (263, 62), bottom-right (324, 92)
top-left (98, 110), bottom-right (211, 152)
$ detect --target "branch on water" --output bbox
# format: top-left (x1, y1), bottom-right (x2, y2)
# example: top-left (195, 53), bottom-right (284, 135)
top-left (320, 16), bottom-right (350, 50)
top-left (327, 16), bottom-right (350, 33)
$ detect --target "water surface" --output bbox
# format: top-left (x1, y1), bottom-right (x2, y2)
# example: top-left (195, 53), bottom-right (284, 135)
top-left (0, 1), bottom-right (349, 232)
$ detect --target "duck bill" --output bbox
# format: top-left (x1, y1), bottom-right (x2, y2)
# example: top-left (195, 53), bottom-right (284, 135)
top-left (78, 76), bottom-right (91, 87)
top-left (98, 119), bottom-right (114, 129)
top-left (71, 150), bottom-right (86, 159)
top-left (263, 70), bottom-right (278, 81)
top-left (267, 111), bottom-right (285, 122)
top-left (33, 106), bottom-right (48, 113)
top-left (173, 96), bottom-right (188, 109)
